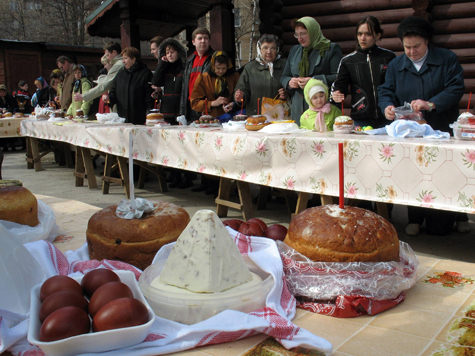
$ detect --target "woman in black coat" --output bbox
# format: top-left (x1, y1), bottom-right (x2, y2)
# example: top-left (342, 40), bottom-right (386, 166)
top-left (105, 47), bottom-right (153, 125)
top-left (151, 38), bottom-right (186, 125)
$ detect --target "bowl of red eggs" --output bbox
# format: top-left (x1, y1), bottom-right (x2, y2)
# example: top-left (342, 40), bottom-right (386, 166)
top-left (27, 269), bottom-right (155, 356)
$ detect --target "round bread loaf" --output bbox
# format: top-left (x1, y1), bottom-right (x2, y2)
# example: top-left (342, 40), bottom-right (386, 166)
top-left (0, 186), bottom-right (39, 227)
top-left (86, 201), bottom-right (190, 270)
top-left (284, 205), bottom-right (399, 262)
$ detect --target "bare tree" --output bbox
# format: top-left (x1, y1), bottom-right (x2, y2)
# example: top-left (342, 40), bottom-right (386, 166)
top-left (0, 0), bottom-right (102, 45)
top-left (233, 0), bottom-right (259, 67)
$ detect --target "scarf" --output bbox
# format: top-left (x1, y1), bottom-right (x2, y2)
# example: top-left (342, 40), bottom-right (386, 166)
top-left (73, 65), bottom-right (88, 92)
top-left (297, 17), bottom-right (331, 77)
top-left (210, 51), bottom-right (233, 97)
top-left (311, 102), bottom-right (331, 132)
top-left (126, 61), bottom-right (140, 73)
top-left (255, 41), bottom-right (281, 77)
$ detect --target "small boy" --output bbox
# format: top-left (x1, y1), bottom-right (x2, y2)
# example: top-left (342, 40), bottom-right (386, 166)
top-left (300, 79), bottom-right (341, 132)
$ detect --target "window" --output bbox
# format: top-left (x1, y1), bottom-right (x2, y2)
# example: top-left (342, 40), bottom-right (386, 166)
top-left (233, 8), bottom-right (241, 28)
top-left (10, 1), bottom-right (19, 11)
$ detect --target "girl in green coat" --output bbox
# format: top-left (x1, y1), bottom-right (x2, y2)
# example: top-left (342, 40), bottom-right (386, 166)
top-left (300, 78), bottom-right (341, 131)
top-left (67, 65), bottom-right (93, 118)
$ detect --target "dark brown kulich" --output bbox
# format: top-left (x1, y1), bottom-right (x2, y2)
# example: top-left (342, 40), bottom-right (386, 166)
top-left (86, 201), bottom-right (190, 270)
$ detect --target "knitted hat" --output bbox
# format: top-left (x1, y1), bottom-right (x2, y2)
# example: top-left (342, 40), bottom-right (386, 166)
top-left (0, 84), bottom-right (6, 91)
top-left (309, 85), bottom-right (326, 100)
top-left (397, 16), bottom-right (433, 40)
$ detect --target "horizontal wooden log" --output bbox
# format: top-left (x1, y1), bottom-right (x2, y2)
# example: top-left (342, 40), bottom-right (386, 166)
top-left (281, 23), bottom-right (399, 43)
top-left (259, 11), bottom-right (283, 25)
top-left (432, 33), bottom-right (475, 49)
top-left (281, 0), bottom-right (412, 19)
top-left (433, 18), bottom-right (475, 35)
top-left (432, 2), bottom-right (475, 20)
top-left (281, 0), bottom-right (328, 5)
top-left (281, 8), bottom-right (415, 30)
top-left (463, 78), bottom-right (475, 93)
top-left (462, 63), bottom-right (475, 77)
top-left (274, 0), bottom-right (283, 13)
top-left (258, 23), bottom-right (284, 37)
top-left (412, 0), bottom-right (433, 11)
top-left (453, 48), bottom-right (475, 63)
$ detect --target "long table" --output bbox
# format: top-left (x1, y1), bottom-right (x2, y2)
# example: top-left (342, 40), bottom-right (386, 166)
top-left (20, 119), bottom-right (475, 215)
top-left (0, 117), bottom-right (24, 138)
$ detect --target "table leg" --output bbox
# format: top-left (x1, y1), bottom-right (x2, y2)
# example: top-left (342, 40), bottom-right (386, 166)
top-left (63, 144), bottom-right (74, 169)
top-left (102, 154), bottom-right (113, 194)
top-left (81, 147), bottom-right (97, 189)
top-left (117, 157), bottom-right (130, 199)
top-left (237, 181), bottom-right (255, 220)
top-left (216, 177), bottom-right (232, 217)
top-left (321, 194), bottom-right (336, 205)
top-left (29, 138), bottom-right (43, 171)
top-left (294, 192), bottom-right (310, 217)
top-left (26, 137), bottom-right (34, 169)
top-left (74, 147), bottom-right (85, 187)
top-left (376, 202), bottom-right (390, 220)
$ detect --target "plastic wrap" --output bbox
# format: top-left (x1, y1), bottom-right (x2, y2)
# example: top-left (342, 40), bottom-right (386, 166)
top-left (394, 102), bottom-right (424, 122)
top-left (277, 241), bottom-right (419, 301)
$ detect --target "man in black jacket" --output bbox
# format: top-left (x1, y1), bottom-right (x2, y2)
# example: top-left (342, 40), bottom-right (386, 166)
top-left (332, 16), bottom-right (395, 128)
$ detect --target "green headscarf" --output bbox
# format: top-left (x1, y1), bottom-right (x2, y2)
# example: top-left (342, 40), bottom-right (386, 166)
top-left (297, 16), bottom-right (331, 77)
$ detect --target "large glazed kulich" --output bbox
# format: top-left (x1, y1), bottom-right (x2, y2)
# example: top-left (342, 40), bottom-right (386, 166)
top-left (86, 201), bottom-right (190, 270)
top-left (284, 205), bottom-right (399, 262)
top-left (0, 185), bottom-right (39, 227)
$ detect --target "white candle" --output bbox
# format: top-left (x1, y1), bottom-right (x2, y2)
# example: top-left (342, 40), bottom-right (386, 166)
top-left (128, 131), bottom-right (136, 210)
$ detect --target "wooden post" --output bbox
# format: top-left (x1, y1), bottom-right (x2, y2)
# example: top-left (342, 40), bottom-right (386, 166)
top-left (119, 0), bottom-right (141, 51)
top-left (209, 0), bottom-right (235, 65)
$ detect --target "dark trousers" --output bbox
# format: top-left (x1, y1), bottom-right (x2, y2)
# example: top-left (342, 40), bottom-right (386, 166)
top-left (407, 206), bottom-right (467, 235)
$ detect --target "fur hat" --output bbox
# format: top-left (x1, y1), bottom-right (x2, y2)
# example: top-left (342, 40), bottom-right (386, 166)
top-left (397, 16), bottom-right (433, 40)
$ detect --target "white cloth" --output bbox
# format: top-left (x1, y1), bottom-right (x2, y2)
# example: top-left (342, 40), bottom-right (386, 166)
top-left (363, 119), bottom-right (450, 139)
top-left (1, 228), bottom-right (333, 356)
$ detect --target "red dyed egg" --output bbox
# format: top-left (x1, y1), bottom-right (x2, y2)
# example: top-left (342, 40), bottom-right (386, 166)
top-left (81, 269), bottom-right (120, 298)
top-left (39, 275), bottom-right (83, 302)
top-left (40, 306), bottom-right (90, 342)
top-left (88, 281), bottom-right (133, 318)
top-left (92, 297), bottom-right (149, 332)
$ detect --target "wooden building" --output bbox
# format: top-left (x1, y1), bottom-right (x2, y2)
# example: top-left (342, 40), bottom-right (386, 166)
top-left (260, 0), bottom-right (475, 112)
top-left (0, 40), bottom-right (104, 94)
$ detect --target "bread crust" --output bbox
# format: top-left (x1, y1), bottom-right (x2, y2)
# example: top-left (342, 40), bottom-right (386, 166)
top-left (86, 201), bottom-right (190, 270)
top-left (284, 205), bottom-right (399, 262)
top-left (0, 186), bottom-right (39, 227)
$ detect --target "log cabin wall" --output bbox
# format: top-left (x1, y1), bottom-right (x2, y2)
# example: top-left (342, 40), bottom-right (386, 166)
top-left (260, 0), bottom-right (475, 114)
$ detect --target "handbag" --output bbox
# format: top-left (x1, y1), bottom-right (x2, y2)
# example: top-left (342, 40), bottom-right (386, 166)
top-left (261, 94), bottom-right (291, 121)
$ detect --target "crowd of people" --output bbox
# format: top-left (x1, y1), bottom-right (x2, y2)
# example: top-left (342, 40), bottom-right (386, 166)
top-left (0, 15), bottom-right (469, 236)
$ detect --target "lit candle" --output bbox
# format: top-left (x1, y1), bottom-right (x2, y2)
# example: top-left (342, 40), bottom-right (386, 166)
top-left (205, 98), bottom-right (208, 116)
top-left (240, 99), bottom-right (243, 115)
top-left (154, 100), bottom-right (157, 109)
top-left (257, 98), bottom-right (260, 115)
top-left (338, 142), bottom-right (344, 209)
top-left (128, 131), bottom-right (136, 210)
top-left (468, 92), bottom-right (472, 113)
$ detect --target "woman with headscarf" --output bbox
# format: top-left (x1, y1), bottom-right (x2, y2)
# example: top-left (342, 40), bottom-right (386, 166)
top-left (378, 16), bottom-right (467, 236)
top-left (190, 51), bottom-right (240, 118)
top-left (234, 34), bottom-right (288, 116)
top-left (281, 16), bottom-right (342, 124)
top-left (67, 64), bottom-right (94, 117)
top-left (32, 77), bottom-right (55, 108)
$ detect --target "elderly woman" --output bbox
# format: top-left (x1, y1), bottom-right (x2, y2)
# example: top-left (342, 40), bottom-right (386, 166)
top-left (378, 16), bottom-right (467, 236)
top-left (234, 34), bottom-right (287, 116)
top-left (190, 51), bottom-right (240, 118)
top-left (332, 16), bottom-right (396, 128)
top-left (281, 16), bottom-right (342, 124)
top-left (104, 47), bottom-right (153, 125)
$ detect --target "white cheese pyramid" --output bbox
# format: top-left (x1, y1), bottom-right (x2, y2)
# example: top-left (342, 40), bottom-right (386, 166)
top-left (159, 209), bottom-right (252, 293)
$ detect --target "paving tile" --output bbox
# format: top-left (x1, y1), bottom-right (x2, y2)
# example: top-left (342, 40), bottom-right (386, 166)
top-left (337, 326), bottom-right (431, 356)
top-left (368, 303), bottom-right (452, 339)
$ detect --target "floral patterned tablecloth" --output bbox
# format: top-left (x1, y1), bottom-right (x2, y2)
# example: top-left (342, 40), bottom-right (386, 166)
top-left (21, 119), bottom-right (475, 214)
top-left (0, 118), bottom-right (24, 137)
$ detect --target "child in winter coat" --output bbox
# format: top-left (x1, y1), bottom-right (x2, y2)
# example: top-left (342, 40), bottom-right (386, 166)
top-left (12, 80), bottom-right (32, 114)
top-left (190, 51), bottom-right (240, 118)
top-left (300, 78), bottom-right (341, 131)
top-left (67, 65), bottom-right (93, 117)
